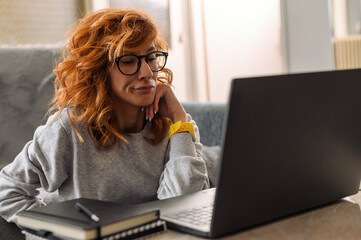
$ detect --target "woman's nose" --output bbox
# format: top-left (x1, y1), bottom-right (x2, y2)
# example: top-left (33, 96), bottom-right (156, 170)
top-left (138, 58), bottom-right (153, 80)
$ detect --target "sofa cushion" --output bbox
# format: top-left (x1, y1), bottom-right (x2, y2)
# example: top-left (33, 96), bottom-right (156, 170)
top-left (202, 145), bottom-right (221, 187)
top-left (182, 102), bottom-right (226, 146)
top-left (0, 47), bottom-right (58, 169)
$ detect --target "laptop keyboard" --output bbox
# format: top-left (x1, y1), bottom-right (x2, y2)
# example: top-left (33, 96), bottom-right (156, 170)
top-left (164, 203), bottom-right (213, 227)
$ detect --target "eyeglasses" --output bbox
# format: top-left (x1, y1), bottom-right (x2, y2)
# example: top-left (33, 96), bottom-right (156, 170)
top-left (115, 51), bottom-right (168, 76)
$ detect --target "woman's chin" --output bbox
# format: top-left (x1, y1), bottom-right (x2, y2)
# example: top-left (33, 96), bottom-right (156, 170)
top-left (138, 99), bottom-right (155, 108)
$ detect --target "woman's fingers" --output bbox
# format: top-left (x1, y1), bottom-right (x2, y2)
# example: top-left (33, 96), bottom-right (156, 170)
top-left (146, 104), bottom-right (154, 121)
top-left (153, 84), bottom-right (171, 118)
top-left (148, 83), bottom-right (184, 122)
top-left (152, 87), bottom-right (162, 115)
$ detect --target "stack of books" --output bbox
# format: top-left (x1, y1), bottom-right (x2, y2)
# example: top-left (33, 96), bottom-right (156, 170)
top-left (16, 198), bottom-right (166, 240)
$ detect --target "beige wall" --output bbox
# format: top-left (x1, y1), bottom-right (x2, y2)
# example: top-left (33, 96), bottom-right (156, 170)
top-left (167, 0), bottom-right (284, 102)
top-left (0, 0), bottom-right (82, 45)
top-left (202, 0), bottom-right (284, 102)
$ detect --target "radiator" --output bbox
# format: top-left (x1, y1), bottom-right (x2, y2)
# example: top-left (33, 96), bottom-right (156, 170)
top-left (333, 36), bottom-right (361, 69)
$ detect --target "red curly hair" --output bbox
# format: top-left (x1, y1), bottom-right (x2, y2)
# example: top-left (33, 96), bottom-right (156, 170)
top-left (50, 8), bottom-right (172, 149)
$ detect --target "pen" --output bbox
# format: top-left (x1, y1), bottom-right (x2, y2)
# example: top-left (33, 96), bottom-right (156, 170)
top-left (75, 202), bottom-right (100, 222)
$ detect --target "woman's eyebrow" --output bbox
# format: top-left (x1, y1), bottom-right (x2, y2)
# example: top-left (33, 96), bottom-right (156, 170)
top-left (120, 47), bottom-right (156, 56)
top-left (146, 46), bottom-right (156, 52)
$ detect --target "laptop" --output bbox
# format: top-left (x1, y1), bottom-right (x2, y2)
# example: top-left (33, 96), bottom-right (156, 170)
top-left (137, 69), bottom-right (361, 238)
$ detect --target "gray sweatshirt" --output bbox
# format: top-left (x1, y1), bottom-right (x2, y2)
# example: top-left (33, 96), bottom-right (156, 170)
top-left (0, 109), bottom-right (209, 223)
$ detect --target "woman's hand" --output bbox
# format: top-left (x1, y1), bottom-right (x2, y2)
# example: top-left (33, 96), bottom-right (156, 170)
top-left (145, 83), bottom-right (186, 123)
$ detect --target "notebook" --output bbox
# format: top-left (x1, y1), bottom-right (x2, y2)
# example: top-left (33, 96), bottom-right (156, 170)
top-left (137, 68), bottom-right (361, 238)
top-left (17, 198), bottom-right (166, 240)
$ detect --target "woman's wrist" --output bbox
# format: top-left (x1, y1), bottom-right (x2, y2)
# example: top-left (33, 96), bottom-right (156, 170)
top-left (171, 109), bottom-right (187, 123)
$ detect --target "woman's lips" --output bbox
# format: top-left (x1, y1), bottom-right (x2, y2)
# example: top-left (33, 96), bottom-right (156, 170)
top-left (135, 85), bottom-right (154, 90)
top-left (134, 85), bottom-right (154, 93)
top-left (134, 80), bottom-right (156, 92)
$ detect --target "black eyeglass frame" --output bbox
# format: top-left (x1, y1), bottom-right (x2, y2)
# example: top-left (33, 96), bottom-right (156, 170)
top-left (114, 51), bottom-right (168, 76)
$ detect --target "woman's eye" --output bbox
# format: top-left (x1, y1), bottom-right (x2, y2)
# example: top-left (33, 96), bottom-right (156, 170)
top-left (148, 55), bottom-right (157, 62)
top-left (120, 59), bottom-right (137, 65)
top-left (147, 53), bottom-right (157, 60)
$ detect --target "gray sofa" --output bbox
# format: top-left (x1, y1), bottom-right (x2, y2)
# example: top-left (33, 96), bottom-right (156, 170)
top-left (0, 47), bottom-right (226, 239)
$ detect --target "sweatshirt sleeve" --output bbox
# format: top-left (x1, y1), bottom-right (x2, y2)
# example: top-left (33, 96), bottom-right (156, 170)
top-left (0, 118), bottom-right (71, 223)
top-left (157, 114), bottom-right (210, 199)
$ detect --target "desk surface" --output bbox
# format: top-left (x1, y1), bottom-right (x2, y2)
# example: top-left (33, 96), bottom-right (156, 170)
top-left (4, 191), bottom-right (361, 240)
top-left (153, 190), bottom-right (361, 240)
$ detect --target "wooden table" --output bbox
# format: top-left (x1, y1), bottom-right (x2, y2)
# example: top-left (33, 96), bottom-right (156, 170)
top-left (3, 191), bottom-right (361, 240)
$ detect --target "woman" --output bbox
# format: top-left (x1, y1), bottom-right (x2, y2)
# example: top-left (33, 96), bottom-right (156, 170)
top-left (0, 8), bottom-right (209, 223)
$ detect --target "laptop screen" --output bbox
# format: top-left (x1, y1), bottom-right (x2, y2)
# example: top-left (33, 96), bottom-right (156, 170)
top-left (212, 69), bottom-right (361, 236)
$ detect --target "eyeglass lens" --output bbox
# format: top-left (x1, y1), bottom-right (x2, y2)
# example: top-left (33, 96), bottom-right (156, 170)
top-left (117, 52), bottom-right (167, 75)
